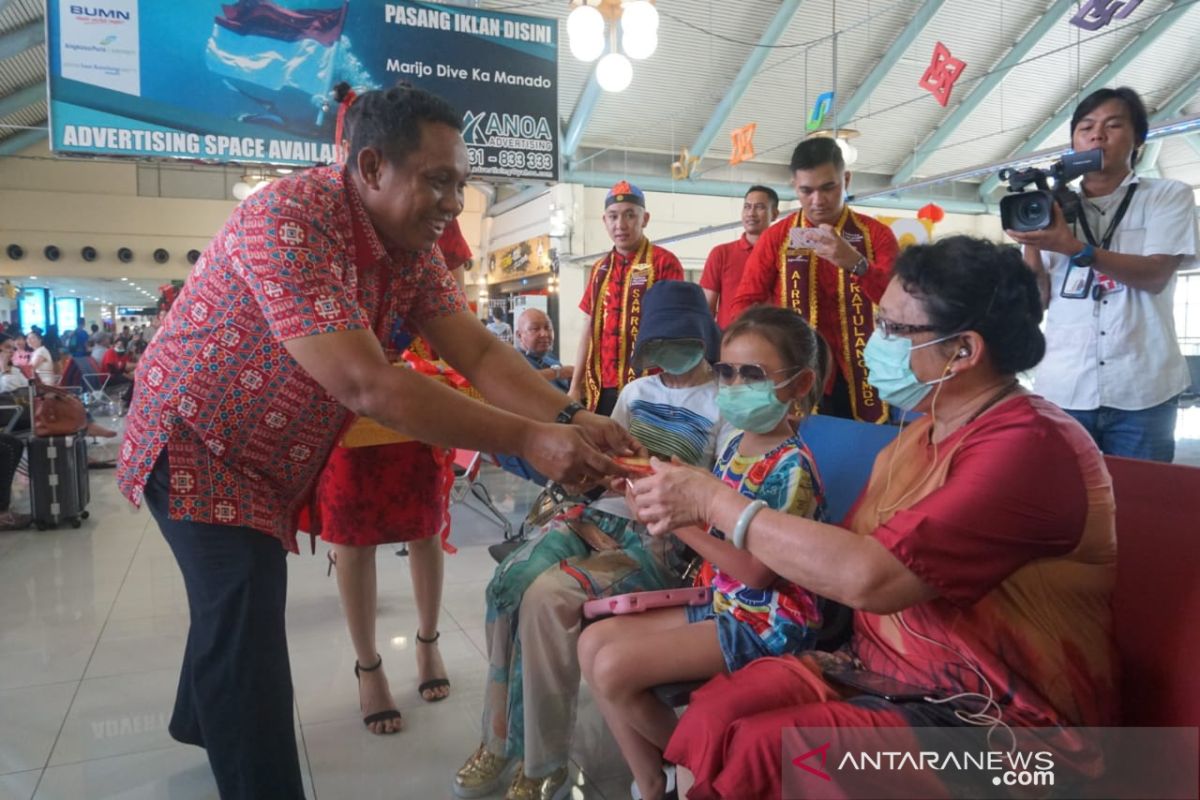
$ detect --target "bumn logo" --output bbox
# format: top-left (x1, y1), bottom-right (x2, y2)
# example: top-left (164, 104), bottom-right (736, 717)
top-left (70, 5), bottom-right (131, 20)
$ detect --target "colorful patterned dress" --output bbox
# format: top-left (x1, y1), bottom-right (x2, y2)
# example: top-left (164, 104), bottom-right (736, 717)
top-left (706, 432), bottom-right (827, 657)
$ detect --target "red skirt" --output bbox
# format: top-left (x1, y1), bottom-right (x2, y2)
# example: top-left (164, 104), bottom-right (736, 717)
top-left (313, 441), bottom-right (454, 546)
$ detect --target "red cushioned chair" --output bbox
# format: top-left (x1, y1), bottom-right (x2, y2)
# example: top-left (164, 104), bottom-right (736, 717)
top-left (1107, 455), bottom-right (1200, 727)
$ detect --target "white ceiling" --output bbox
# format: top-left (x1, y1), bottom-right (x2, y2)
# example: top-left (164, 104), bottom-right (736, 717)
top-left (2, 0), bottom-right (1199, 195)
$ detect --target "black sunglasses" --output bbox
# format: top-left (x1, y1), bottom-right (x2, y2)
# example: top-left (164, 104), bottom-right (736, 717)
top-left (712, 362), bottom-right (803, 385)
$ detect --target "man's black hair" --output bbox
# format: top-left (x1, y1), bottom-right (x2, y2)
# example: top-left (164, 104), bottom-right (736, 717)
top-left (1070, 86), bottom-right (1149, 166)
top-left (745, 185), bottom-right (780, 210)
top-left (347, 84), bottom-right (462, 171)
top-left (789, 137), bottom-right (844, 173)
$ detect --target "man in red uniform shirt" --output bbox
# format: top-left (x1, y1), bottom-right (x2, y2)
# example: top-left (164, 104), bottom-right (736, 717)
top-left (567, 181), bottom-right (685, 415)
top-left (732, 138), bottom-right (899, 422)
top-left (700, 185), bottom-right (779, 329)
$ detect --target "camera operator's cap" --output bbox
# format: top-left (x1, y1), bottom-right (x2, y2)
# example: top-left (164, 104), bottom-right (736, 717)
top-left (630, 281), bottom-right (721, 372)
top-left (605, 181), bottom-right (645, 208)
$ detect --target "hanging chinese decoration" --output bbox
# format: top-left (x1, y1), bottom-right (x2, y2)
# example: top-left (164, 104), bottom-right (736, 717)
top-left (729, 122), bottom-right (757, 166)
top-left (918, 42), bottom-right (966, 107)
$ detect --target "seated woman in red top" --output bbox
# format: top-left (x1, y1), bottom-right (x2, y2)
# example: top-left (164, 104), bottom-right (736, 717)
top-left (627, 236), bottom-right (1118, 800)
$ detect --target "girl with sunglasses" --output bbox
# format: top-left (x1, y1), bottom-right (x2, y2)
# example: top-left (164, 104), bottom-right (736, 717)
top-left (578, 305), bottom-right (830, 800)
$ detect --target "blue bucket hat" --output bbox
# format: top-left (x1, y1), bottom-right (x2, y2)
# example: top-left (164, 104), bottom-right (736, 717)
top-left (631, 281), bottom-right (722, 372)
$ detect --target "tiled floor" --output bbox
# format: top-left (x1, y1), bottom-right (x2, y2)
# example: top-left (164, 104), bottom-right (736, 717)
top-left (2, 408), bottom-right (1198, 800)
top-left (0, 428), bottom-right (634, 800)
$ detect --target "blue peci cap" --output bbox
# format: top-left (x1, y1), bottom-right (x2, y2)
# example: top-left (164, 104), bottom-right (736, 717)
top-left (631, 281), bottom-right (722, 372)
top-left (605, 180), bottom-right (646, 208)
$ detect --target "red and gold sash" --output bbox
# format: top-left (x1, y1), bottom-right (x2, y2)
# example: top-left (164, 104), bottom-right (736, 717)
top-left (777, 209), bottom-right (889, 424)
top-left (583, 238), bottom-right (656, 411)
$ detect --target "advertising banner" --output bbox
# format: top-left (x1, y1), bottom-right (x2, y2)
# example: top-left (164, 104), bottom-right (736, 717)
top-left (486, 234), bottom-right (553, 284)
top-left (47, 1), bottom-right (559, 181)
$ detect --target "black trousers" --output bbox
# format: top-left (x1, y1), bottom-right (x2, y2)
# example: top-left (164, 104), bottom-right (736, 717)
top-left (595, 387), bottom-right (620, 418)
top-left (0, 433), bottom-right (24, 511)
top-left (143, 455), bottom-right (305, 800)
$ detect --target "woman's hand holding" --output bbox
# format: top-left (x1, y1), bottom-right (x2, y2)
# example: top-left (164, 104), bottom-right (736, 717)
top-left (626, 457), bottom-right (724, 537)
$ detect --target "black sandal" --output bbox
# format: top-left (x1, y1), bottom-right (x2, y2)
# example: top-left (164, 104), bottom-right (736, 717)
top-left (415, 631), bottom-right (451, 702)
top-left (354, 654), bottom-right (402, 733)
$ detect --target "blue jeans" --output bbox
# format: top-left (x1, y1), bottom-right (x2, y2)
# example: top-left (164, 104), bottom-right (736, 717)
top-left (1064, 396), bottom-right (1179, 463)
top-left (143, 455), bottom-right (305, 800)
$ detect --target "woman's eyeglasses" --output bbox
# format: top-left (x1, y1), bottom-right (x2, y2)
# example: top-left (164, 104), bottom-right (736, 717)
top-left (875, 317), bottom-right (939, 340)
top-left (712, 362), bottom-right (802, 386)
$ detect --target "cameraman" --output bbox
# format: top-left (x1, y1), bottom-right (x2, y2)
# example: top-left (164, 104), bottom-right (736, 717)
top-left (1006, 87), bottom-right (1196, 462)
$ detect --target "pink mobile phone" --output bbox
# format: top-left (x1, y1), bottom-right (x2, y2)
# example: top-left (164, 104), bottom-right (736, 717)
top-left (583, 587), bottom-right (712, 620)
top-left (790, 227), bottom-right (824, 249)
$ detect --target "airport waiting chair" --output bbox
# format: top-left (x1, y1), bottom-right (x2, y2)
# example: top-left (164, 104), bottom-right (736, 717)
top-left (450, 449), bottom-right (513, 540)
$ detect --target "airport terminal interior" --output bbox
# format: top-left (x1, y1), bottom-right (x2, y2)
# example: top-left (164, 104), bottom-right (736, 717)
top-left (2, 0), bottom-right (1200, 798)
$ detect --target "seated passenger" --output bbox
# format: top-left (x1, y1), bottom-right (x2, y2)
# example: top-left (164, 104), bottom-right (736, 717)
top-left (515, 308), bottom-right (573, 391)
top-left (579, 307), bottom-right (829, 800)
top-left (627, 236), bottom-right (1117, 799)
top-left (453, 281), bottom-right (729, 800)
top-left (0, 334), bottom-right (29, 393)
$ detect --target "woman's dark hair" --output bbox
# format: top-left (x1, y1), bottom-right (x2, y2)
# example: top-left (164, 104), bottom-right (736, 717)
top-left (1070, 86), bottom-right (1148, 166)
top-left (723, 305), bottom-right (830, 415)
top-left (893, 235), bottom-right (1045, 375)
top-left (347, 84), bottom-right (461, 171)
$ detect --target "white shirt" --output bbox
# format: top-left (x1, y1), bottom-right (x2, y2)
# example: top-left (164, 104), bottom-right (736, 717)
top-left (1034, 173), bottom-right (1197, 411)
top-left (0, 368), bottom-right (28, 393)
top-left (30, 346), bottom-right (56, 385)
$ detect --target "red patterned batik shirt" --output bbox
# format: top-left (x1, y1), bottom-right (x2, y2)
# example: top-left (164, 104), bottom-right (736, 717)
top-left (115, 165), bottom-right (468, 552)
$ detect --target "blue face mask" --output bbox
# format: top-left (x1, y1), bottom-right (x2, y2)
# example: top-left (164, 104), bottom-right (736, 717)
top-left (717, 381), bottom-right (792, 434)
top-left (648, 341), bottom-right (706, 375)
top-left (863, 330), bottom-right (959, 411)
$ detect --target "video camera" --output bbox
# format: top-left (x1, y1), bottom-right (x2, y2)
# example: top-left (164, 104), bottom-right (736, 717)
top-left (998, 148), bottom-right (1103, 232)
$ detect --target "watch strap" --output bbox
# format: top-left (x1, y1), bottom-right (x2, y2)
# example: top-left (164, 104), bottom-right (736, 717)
top-left (555, 400), bottom-right (584, 425)
top-left (1070, 243), bottom-right (1096, 267)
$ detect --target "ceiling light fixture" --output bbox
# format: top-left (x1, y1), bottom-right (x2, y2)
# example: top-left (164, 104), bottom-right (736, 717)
top-left (568, 0), bottom-right (657, 92)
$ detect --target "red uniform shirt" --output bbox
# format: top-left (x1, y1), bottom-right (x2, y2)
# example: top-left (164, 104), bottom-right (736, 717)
top-left (731, 210), bottom-right (897, 393)
top-left (101, 348), bottom-right (128, 376)
top-left (579, 242), bottom-right (683, 389)
top-left (699, 234), bottom-right (754, 329)
top-left (115, 166), bottom-right (468, 551)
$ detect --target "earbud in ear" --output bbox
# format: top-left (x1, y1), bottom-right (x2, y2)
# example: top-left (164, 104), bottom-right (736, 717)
top-left (958, 348), bottom-right (969, 358)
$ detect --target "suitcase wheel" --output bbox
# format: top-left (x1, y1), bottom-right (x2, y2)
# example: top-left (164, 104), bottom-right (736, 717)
top-left (71, 518), bottom-right (82, 529)
top-left (36, 522), bottom-right (47, 531)
top-left (80, 511), bottom-right (90, 520)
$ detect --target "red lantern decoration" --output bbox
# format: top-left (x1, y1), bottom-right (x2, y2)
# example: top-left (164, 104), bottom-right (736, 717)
top-left (917, 203), bottom-right (945, 224)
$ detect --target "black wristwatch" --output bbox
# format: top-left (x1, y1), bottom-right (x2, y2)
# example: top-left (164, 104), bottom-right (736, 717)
top-left (555, 400), bottom-right (585, 425)
top-left (850, 256), bottom-right (869, 278)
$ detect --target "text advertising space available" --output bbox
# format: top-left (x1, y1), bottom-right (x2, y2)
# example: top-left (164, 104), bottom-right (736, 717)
top-left (47, 1), bottom-right (559, 180)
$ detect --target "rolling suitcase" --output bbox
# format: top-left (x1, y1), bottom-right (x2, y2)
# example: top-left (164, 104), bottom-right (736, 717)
top-left (28, 434), bottom-right (91, 530)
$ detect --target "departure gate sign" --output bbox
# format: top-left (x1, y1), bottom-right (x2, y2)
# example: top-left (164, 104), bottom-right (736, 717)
top-left (47, 1), bottom-right (559, 181)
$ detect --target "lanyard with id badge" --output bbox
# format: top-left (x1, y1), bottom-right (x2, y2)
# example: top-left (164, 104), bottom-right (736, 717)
top-left (1060, 183), bottom-right (1137, 300)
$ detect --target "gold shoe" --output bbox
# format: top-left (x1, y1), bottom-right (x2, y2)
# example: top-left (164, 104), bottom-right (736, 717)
top-left (504, 764), bottom-right (570, 800)
top-left (452, 745), bottom-right (512, 798)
